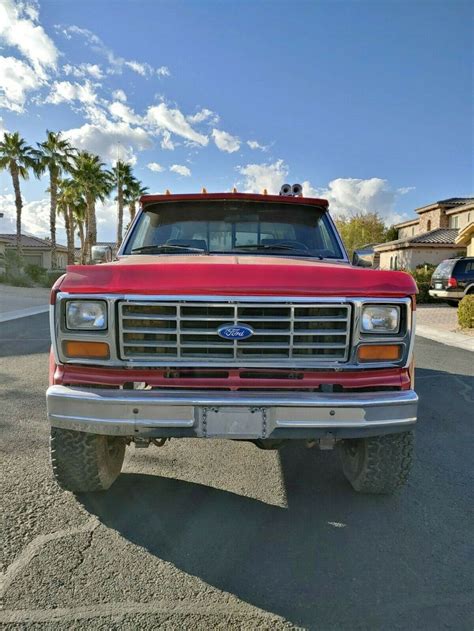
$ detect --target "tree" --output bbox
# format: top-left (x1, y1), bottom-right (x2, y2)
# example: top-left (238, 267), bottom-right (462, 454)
top-left (124, 177), bottom-right (149, 224)
top-left (34, 131), bottom-right (76, 268)
top-left (111, 160), bottom-right (134, 247)
top-left (57, 179), bottom-right (85, 265)
top-left (384, 225), bottom-right (399, 242)
top-left (72, 152), bottom-right (113, 263)
top-left (0, 132), bottom-right (37, 256)
top-left (335, 212), bottom-right (387, 258)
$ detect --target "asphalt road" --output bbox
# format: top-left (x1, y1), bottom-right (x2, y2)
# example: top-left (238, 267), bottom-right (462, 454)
top-left (0, 313), bottom-right (473, 630)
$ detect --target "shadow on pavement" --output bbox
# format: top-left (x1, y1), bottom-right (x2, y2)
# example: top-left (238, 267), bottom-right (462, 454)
top-left (0, 313), bottom-right (50, 357)
top-left (79, 367), bottom-right (473, 628)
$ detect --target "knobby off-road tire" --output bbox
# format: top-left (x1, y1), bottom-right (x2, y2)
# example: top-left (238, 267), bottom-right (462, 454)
top-left (50, 427), bottom-right (126, 492)
top-left (338, 431), bottom-right (414, 494)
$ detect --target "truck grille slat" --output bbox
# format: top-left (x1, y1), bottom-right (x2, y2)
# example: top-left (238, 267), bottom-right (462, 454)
top-left (119, 301), bottom-right (351, 365)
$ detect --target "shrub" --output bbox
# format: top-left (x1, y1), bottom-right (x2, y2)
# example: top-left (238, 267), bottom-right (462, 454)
top-left (403, 265), bottom-right (436, 304)
top-left (25, 263), bottom-right (47, 282)
top-left (458, 295), bottom-right (474, 329)
top-left (39, 270), bottom-right (66, 288)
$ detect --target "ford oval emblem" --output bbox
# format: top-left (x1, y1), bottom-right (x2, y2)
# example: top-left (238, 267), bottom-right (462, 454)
top-left (217, 323), bottom-right (254, 340)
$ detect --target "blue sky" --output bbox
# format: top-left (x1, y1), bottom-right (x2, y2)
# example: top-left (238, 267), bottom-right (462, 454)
top-left (0, 0), bottom-right (472, 242)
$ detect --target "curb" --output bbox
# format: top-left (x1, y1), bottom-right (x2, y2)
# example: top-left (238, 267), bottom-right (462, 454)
top-left (416, 324), bottom-right (474, 352)
top-left (0, 305), bottom-right (49, 324)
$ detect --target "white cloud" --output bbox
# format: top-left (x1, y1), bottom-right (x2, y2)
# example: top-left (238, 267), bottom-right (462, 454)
top-left (170, 164), bottom-right (191, 177)
top-left (63, 63), bottom-right (103, 79)
top-left (247, 140), bottom-right (267, 151)
top-left (108, 101), bottom-right (142, 125)
top-left (160, 130), bottom-right (175, 150)
top-left (63, 119), bottom-right (152, 164)
top-left (112, 89), bottom-right (127, 102)
top-left (147, 162), bottom-right (164, 173)
top-left (188, 108), bottom-right (219, 124)
top-left (212, 128), bottom-right (240, 153)
top-left (57, 25), bottom-right (169, 79)
top-left (45, 80), bottom-right (98, 105)
top-left (146, 103), bottom-right (208, 146)
top-left (302, 177), bottom-right (411, 224)
top-left (0, 194), bottom-right (65, 241)
top-left (0, 0), bottom-right (58, 77)
top-left (237, 159), bottom-right (289, 194)
top-left (0, 55), bottom-right (42, 112)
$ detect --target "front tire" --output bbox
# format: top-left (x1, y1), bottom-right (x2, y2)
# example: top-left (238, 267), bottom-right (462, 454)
top-left (446, 300), bottom-right (458, 307)
top-left (50, 427), bottom-right (126, 492)
top-left (338, 431), bottom-right (414, 494)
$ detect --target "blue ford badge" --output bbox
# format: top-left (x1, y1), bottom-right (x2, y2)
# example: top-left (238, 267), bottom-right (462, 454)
top-left (217, 323), bottom-right (254, 340)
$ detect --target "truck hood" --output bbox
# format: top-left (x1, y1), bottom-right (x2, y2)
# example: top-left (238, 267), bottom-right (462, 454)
top-left (59, 255), bottom-right (417, 297)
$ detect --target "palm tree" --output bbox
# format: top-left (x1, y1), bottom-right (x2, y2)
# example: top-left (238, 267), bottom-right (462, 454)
top-left (0, 132), bottom-right (37, 256)
top-left (111, 160), bottom-right (133, 247)
top-left (73, 200), bottom-right (88, 264)
top-left (57, 179), bottom-right (84, 265)
top-left (124, 177), bottom-right (149, 224)
top-left (34, 131), bottom-right (76, 268)
top-left (72, 152), bottom-right (113, 262)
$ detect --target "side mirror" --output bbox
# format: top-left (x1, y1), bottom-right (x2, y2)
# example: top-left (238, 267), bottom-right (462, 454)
top-left (91, 245), bottom-right (112, 264)
top-left (352, 251), bottom-right (374, 268)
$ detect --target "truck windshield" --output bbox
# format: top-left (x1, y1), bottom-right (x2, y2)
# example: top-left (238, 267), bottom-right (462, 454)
top-left (123, 201), bottom-right (344, 259)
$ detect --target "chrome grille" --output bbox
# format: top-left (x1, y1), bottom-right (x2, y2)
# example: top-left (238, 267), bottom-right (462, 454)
top-left (118, 300), bottom-right (351, 365)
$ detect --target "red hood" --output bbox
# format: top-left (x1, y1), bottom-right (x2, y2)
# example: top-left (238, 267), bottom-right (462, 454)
top-left (59, 255), bottom-right (417, 297)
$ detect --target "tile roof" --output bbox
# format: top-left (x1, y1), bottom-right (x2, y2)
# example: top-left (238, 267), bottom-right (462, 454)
top-left (410, 228), bottom-right (460, 244)
top-left (437, 197), bottom-right (474, 206)
top-left (374, 228), bottom-right (461, 251)
top-left (0, 234), bottom-right (68, 251)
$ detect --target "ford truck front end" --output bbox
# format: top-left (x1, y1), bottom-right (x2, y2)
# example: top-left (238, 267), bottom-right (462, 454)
top-left (47, 190), bottom-right (418, 494)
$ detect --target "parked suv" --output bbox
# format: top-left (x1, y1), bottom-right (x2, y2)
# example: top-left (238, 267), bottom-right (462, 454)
top-left (429, 257), bottom-right (474, 306)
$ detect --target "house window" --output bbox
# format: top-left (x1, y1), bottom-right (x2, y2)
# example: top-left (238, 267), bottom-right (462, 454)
top-left (427, 219), bottom-right (432, 231)
top-left (411, 227), bottom-right (415, 236)
top-left (394, 255), bottom-right (398, 270)
top-left (450, 216), bottom-right (459, 229)
top-left (389, 256), bottom-right (393, 270)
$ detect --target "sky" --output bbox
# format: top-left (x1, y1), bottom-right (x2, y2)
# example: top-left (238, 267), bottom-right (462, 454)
top-left (0, 0), bottom-right (472, 244)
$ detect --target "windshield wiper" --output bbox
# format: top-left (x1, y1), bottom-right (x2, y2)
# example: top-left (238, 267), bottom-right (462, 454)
top-left (132, 244), bottom-right (208, 254)
top-left (234, 244), bottom-right (323, 258)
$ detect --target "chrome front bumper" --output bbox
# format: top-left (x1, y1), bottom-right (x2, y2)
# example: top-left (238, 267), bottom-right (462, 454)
top-left (46, 386), bottom-right (418, 440)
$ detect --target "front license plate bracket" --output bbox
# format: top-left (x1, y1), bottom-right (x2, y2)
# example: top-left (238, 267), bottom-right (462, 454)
top-left (200, 406), bottom-right (266, 438)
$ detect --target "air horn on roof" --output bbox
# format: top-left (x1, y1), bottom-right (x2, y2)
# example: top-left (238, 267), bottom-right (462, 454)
top-left (279, 183), bottom-right (303, 197)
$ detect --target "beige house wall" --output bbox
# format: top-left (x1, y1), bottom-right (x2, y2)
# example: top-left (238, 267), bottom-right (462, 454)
top-left (378, 246), bottom-right (465, 271)
top-left (398, 225), bottom-right (418, 239)
top-left (4, 247), bottom-right (67, 270)
top-left (418, 207), bottom-right (449, 232)
top-left (448, 208), bottom-right (474, 230)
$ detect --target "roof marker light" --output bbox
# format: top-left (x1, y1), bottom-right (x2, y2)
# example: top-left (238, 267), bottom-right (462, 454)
top-left (165, 189), bottom-right (171, 195)
top-left (232, 187), bottom-right (237, 193)
top-left (262, 188), bottom-right (268, 195)
top-left (201, 187), bottom-right (207, 194)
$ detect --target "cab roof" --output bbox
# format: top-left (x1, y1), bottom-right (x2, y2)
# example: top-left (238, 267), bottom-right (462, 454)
top-left (139, 191), bottom-right (329, 209)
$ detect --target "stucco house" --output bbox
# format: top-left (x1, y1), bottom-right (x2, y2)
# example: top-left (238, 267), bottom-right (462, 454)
top-left (374, 198), bottom-right (474, 270)
top-left (0, 234), bottom-right (68, 270)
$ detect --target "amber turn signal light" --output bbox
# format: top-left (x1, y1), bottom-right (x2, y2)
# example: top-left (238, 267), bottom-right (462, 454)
top-left (358, 344), bottom-right (401, 362)
top-left (63, 341), bottom-right (110, 359)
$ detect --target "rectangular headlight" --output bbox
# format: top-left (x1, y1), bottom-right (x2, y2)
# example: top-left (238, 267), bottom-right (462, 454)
top-left (361, 305), bottom-right (400, 334)
top-left (66, 301), bottom-right (107, 330)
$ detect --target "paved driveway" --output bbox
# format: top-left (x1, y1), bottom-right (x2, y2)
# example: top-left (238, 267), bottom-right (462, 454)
top-left (0, 314), bottom-right (473, 629)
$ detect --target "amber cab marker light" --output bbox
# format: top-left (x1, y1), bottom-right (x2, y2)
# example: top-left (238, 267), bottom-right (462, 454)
top-left (358, 344), bottom-right (401, 362)
top-left (63, 341), bottom-right (110, 359)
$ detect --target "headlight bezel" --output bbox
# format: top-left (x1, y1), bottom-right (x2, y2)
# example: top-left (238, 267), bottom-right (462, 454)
top-left (360, 304), bottom-right (401, 335)
top-left (65, 300), bottom-right (108, 331)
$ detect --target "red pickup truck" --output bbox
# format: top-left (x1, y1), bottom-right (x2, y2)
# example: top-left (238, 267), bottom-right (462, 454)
top-left (47, 187), bottom-right (418, 494)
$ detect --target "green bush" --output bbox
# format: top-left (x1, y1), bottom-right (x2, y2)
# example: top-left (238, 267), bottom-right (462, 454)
top-left (39, 270), bottom-right (66, 288)
top-left (403, 265), bottom-right (436, 304)
top-left (25, 263), bottom-right (47, 283)
top-left (458, 295), bottom-right (474, 329)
